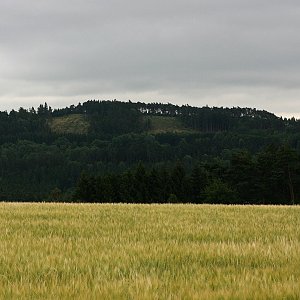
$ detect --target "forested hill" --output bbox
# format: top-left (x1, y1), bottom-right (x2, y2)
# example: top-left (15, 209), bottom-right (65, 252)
top-left (1, 100), bottom-right (300, 204)
top-left (1, 100), bottom-right (299, 143)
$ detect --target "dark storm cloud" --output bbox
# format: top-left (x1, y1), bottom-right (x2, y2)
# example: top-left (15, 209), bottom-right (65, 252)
top-left (1, 0), bottom-right (300, 116)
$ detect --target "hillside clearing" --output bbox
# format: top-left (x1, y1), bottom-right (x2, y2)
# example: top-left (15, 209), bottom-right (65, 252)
top-left (144, 116), bottom-right (192, 133)
top-left (48, 114), bottom-right (90, 135)
top-left (0, 203), bottom-right (299, 299)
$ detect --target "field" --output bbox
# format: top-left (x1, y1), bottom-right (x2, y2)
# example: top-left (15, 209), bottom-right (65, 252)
top-left (0, 204), bottom-right (299, 299)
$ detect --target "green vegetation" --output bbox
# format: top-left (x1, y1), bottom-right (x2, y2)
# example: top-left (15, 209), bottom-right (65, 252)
top-left (74, 146), bottom-right (300, 205)
top-left (0, 203), bottom-right (299, 299)
top-left (1, 100), bottom-right (300, 202)
top-left (145, 116), bottom-right (190, 133)
top-left (48, 114), bottom-right (90, 135)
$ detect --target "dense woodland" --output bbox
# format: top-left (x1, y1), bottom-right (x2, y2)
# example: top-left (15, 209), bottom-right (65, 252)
top-left (0, 100), bottom-right (300, 204)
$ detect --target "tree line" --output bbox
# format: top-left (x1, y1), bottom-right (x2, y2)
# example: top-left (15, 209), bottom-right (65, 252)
top-left (74, 145), bottom-right (300, 205)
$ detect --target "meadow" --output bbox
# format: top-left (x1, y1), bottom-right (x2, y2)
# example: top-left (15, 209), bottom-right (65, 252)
top-left (0, 203), bottom-right (299, 299)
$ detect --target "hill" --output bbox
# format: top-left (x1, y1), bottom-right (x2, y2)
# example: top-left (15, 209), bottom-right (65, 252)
top-left (0, 99), bottom-right (300, 203)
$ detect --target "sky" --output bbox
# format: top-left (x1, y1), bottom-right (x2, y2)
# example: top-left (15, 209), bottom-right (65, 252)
top-left (1, 0), bottom-right (300, 118)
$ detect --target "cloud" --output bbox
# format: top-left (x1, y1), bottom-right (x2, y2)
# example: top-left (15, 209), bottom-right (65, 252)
top-left (0, 0), bottom-right (300, 117)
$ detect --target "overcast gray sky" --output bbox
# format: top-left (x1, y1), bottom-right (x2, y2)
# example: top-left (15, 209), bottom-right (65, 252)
top-left (1, 0), bottom-right (300, 117)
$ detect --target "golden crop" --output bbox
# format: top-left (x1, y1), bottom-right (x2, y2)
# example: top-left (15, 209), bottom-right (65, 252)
top-left (0, 203), bottom-right (299, 299)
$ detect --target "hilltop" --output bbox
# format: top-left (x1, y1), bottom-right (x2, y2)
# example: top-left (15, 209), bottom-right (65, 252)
top-left (2, 100), bottom-right (297, 141)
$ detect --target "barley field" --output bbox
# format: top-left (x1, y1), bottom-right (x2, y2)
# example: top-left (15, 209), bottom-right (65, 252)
top-left (0, 203), bottom-right (299, 299)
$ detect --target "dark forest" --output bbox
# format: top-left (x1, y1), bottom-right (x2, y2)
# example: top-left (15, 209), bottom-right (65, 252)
top-left (0, 100), bottom-right (300, 204)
